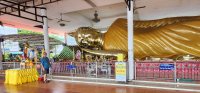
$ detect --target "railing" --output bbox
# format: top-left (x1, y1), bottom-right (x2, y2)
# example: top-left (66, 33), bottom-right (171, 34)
top-left (135, 61), bottom-right (175, 81)
top-left (51, 60), bottom-right (200, 82)
top-left (0, 62), bottom-right (41, 75)
top-left (135, 60), bottom-right (200, 82)
top-left (2, 62), bottom-right (21, 70)
top-left (51, 61), bottom-right (116, 78)
top-left (1, 60), bottom-right (200, 83)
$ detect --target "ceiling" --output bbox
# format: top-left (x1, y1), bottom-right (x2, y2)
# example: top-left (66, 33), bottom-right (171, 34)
top-left (0, 0), bottom-right (30, 8)
top-left (0, 0), bottom-right (200, 36)
top-left (1, 34), bottom-right (62, 46)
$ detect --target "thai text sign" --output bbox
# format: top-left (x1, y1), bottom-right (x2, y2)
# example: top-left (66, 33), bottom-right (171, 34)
top-left (160, 64), bottom-right (174, 70)
top-left (115, 62), bottom-right (127, 82)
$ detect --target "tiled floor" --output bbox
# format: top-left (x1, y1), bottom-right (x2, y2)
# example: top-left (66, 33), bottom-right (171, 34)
top-left (51, 76), bottom-right (200, 92)
top-left (0, 76), bottom-right (199, 93)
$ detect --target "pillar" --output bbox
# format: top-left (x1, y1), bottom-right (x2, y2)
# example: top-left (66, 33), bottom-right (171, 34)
top-left (41, 8), bottom-right (50, 58)
top-left (0, 42), bottom-right (3, 70)
top-left (127, 0), bottom-right (134, 80)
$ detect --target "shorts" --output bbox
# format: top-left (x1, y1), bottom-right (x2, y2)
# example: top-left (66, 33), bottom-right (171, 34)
top-left (43, 68), bottom-right (49, 74)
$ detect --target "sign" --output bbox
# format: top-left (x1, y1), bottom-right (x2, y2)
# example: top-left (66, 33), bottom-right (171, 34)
top-left (160, 64), bottom-right (174, 70)
top-left (117, 54), bottom-right (124, 61)
top-left (66, 65), bottom-right (76, 70)
top-left (4, 41), bottom-right (20, 52)
top-left (115, 62), bottom-right (127, 82)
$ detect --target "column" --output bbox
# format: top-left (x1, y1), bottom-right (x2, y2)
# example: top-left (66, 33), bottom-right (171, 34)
top-left (127, 0), bottom-right (134, 80)
top-left (41, 8), bottom-right (50, 58)
top-left (64, 32), bottom-right (67, 44)
top-left (0, 42), bottom-right (3, 70)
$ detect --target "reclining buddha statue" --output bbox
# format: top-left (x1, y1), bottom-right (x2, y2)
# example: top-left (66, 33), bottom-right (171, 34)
top-left (69, 16), bottom-right (200, 59)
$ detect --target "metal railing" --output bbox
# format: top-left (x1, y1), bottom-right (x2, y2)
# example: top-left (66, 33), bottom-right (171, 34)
top-left (51, 61), bottom-right (116, 78)
top-left (2, 62), bottom-right (21, 70)
top-left (0, 62), bottom-right (41, 75)
top-left (1, 60), bottom-right (200, 83)
top-left (135, 61), bottom-right (175, 81)
top-left (51, 60), bottom-right (200, 83)
top-left (135, 60), bottom-right (200, 82)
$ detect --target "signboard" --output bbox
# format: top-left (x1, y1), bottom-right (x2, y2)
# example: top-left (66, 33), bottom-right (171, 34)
top-left (0, 26), bottom-right (18, 35)
top-left (4, 41), bottom-right (20, 52)
top-left (160, 64), bottom-right (174, 70)
top-left (115, 62), bottom-right (127, 82)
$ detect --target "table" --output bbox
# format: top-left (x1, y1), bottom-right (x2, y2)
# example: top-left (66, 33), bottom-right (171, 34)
top-left (5, 68), bottom-right (38, 85)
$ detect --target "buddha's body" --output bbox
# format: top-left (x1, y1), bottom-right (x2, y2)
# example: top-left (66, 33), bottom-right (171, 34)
top-left (70, 16), bottom-right (200, 58)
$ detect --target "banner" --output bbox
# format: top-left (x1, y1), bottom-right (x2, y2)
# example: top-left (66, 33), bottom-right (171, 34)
top-left (160, 64), bottom-right (174, 70)
top-left (115, 62), bottom-right (127, 82)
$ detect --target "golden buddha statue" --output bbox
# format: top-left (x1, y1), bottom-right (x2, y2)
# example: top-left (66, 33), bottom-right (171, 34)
top-left (69, 16), bottom-right (200, 59)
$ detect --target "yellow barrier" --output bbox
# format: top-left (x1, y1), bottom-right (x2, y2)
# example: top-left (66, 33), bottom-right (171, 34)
top-left (5, 68), bottom-right (38, 85)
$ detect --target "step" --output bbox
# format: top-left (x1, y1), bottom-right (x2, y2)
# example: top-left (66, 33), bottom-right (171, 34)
top-left (50, 75), bottom-right (200, 92)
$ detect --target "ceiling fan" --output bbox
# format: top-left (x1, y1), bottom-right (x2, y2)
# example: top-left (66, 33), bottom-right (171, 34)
top-left (48, 13), bottom-right (70, 27)
top-left (56, 13), bottom-right (70, 23)
top-left (92, 10), bottom-right (100, 23)
top-left (56, 13), bottom-right (70, 27)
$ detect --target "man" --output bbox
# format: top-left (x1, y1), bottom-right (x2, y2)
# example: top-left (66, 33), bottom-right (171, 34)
top-left (40, 52), bottom-right (51, 83)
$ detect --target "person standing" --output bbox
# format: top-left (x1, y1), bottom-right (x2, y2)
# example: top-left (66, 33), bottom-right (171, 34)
top-left (40, 52), bottom-right (51, 83)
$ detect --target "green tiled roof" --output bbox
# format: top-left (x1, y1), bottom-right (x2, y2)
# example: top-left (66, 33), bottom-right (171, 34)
top-left (57, 46), bottom-right (74, 60)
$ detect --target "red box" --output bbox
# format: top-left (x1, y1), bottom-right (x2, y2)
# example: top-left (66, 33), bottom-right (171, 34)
top-left (38, 77), bottom-right (44, 81)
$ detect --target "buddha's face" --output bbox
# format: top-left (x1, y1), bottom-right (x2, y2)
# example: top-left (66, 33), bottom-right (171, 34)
top-left (69, 27), bottom-right (104, 49)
